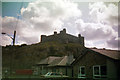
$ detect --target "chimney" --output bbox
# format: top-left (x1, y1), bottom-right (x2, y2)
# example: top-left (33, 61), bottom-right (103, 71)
top-left (66, 53), bottom-right (74, 65)
top-left (54, 31), bottom-right (57, 35)
top-left (103, 48), bottom-right (105, 50)
top-left (93, 47), bottom-right (97, 49)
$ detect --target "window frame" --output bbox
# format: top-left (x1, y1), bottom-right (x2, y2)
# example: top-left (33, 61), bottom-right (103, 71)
top-left (93, 65), bottom-right (107, 79)
top-left (93, 65), bottom-right (101, 79)
top-left (78, 66), bottom-right (86, 78)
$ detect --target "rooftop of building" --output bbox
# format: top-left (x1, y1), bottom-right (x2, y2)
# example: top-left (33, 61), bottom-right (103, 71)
top-left (72, 48), bottom-right (120, 65)
top-left (90, 48), bottom-right (120, 60)
top-left (41, 28), bottom-right (84, 38)
top-left (36, 56), bottom-right (75, 66)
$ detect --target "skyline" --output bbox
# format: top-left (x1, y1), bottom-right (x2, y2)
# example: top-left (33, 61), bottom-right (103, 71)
top-left (0, 0), bottom-right (119, 50)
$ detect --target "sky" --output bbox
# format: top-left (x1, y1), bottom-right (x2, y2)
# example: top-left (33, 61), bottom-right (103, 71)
top-left (0, 0), bottom-right (120, 50)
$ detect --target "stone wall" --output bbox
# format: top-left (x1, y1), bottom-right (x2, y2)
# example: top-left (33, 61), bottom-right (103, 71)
top-left (41, 29), bottom-right (84, 46)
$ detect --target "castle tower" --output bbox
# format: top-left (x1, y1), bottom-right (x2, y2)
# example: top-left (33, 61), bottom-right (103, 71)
top-left (60, 28), bottom-right (66, 34)
top-left (78, 34), bottom-right (81, 37)
top-left (78, 34), bottom-right (84, 46)
top-left (63, 28), bottom-right (66, 33)
top-left (81, 37), bottom-right (84, 46)
top-left (40, 28), bottom-right (84, 46)
top-left (41, 35), bottom-right (46, 42)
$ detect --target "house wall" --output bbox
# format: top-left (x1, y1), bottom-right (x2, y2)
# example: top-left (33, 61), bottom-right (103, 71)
top-left (66, 67), bottom-right (73, 77)
top-left (57, 67), bottom-right (66, 75)
top-left (73, 51), bottom-right (107, 79)
top-left (34, 65), bottom-right (48, 75)
top-left (47, 66), bottom-right (72, 77)
top-left (107, 59), bottom-right (118, 80)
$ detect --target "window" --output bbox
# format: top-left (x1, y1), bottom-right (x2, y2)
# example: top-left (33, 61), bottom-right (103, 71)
top-left (78, 66), bottom-right (86, 78)
top-left (101, 66), bottom-right (107, 76)
top-left (93, 65), bottom-right (107, 79)
top-left (93, 66), bottom-right (100, 78)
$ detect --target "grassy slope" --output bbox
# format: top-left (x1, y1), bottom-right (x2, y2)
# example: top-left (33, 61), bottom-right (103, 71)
top-left (2, 42), bottom-right (85, 70)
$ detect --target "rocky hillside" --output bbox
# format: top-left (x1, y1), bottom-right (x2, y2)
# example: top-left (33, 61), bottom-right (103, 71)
top-left (2, 42), bottom-right (85, 69)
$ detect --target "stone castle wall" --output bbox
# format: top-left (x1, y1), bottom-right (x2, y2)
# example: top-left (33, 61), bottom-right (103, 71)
top-left (41, 29), bottom-right (84, 46)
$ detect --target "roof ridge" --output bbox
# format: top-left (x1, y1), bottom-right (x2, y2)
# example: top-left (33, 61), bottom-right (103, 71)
top-left (90, 48), bottom-right (119, 51)
top-left (90, 48), bottom-right (120, 60)
top-left (57, 56), bottom-right (67, 65)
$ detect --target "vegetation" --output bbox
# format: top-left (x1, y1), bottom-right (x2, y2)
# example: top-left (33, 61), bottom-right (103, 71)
top-left (2, 42), bottom-right (85, 70)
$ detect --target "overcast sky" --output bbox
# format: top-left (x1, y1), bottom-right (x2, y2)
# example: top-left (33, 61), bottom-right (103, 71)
top-left (0, 0), bottom-right (119, 50)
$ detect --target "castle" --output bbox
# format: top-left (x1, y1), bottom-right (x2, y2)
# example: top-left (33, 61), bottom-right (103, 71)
top-left (41, 29), bottom-right (84, 46)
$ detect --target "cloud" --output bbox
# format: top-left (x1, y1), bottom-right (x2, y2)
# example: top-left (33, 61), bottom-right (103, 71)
top-left (1, 35), bottom-right (13, 46)
top-left (107, 37), bottom-right (120, 49)
top-left (1, 0), bottom-right (82, 46)
top-left (75, 2), bottom-right (119, 49)
top-left (89, 2), bottom-right (118, 28)
top-left (1, 16), bottom-right (43, 45)
top-left (76, 19), bottom-right (117, 40)
top-left (21, 0), bottom-right (81, 32)
top-left (1, 1), bottom-right (119, 50)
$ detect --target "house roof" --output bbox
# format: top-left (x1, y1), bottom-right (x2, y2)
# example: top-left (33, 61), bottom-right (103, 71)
top-left (48, 56), bottom-right (75, 66)
top-left (90, 48), bottom-right (120, 60)
top-left (48, 56), bottom-right (65, 66)
top-left (72, 48), bottom-right (120, 65)
top-left (57, 56), bottom-right (69, 66)
top-left (36, 56), bottom-right (75, 66)
top-left (36, 56), bottom-right (62, 65)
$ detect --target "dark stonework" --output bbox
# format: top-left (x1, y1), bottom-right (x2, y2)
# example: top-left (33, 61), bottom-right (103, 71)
top-left (41, 29), bottom-right (84, 46)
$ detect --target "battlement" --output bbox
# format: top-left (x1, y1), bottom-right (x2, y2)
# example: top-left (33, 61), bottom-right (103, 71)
top-left (41, 29), bottom-right (84, 46)
top-left (60, 28), bottom-right (66, 34)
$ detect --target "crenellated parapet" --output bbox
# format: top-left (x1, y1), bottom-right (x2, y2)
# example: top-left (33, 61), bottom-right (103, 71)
top-left (41, 28), bottom-right (84, 46)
